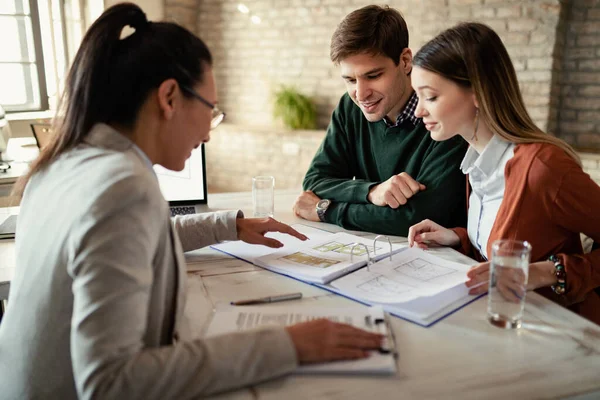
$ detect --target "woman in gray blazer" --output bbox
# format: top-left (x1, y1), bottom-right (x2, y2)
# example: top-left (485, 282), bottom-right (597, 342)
top-left (0, 4), bottom-right (383, 399)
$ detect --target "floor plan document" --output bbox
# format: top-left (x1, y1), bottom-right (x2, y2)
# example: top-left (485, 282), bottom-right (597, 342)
top-left (252, 232), bottom-right (404, 284)
top-left (318, 248), bottom-right (478, 327)
top-left (213, 226), bottom-right (404, 284)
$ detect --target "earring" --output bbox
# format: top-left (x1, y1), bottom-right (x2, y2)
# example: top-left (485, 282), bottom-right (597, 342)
top-left (470, 108), bottom-right (479, 142)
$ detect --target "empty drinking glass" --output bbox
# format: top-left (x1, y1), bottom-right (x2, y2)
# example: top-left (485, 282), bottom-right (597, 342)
top-left (252, 176), bottom-right (275, 218)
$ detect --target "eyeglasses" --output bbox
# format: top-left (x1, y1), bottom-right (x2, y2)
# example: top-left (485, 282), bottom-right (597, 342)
top-left (180, 85), bottom-right (226, 129)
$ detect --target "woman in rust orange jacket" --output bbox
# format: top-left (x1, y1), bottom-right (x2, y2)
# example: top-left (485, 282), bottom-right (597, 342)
top-left (406, 22), bottom-right (600, 325)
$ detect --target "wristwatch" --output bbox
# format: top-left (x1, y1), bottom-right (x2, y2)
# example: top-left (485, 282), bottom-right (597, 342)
top-left (316, 199), bottom-right (331, 222)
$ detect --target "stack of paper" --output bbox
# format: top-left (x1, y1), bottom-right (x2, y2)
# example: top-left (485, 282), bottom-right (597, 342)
top-left (204, 305), bottom-right (397, 375)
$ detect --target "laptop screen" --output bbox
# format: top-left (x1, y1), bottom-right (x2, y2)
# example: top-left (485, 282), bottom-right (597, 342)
top-left (154, 144), bottom-right (207, 205)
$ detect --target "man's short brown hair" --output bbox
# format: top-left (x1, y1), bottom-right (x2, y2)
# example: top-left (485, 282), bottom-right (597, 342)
top-left (330, 5), bottom-right (409, 66)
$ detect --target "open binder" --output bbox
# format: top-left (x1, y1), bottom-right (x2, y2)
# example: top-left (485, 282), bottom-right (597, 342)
top-left (209, 224), bottom-right (481, 327)
top-left (249, 231), bottom-right (405, 284)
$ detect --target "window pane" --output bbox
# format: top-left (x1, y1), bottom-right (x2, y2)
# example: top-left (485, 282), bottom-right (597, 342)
top-left (0, 15), bottom-right (35, 62)
top-left (48, 0), bottom-right (68, 87)
top-left (0, 63), bottom-right (40, 111)
top-left (0, 0), bottom-right (29, 15)
top-left (64, 0), bottom-right (84, 64)
top-left (38, 0), bottom-right (58, 103)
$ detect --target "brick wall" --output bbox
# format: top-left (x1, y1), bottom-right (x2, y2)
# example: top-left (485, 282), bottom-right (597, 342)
top-left (204, 123), bottom-right (324, 192)
top-left (192, 0), bottom-right (565, 132)
top-left (160, 0), bottom-right (600, 191)
top-left (203, 125), bottom-right (600, 193)
top-left (557, 0), bottom-right (600, 150)
top-left (416, 0), bottom-right (565, 135)
top-left (164, 0), bottom-right (198, 32)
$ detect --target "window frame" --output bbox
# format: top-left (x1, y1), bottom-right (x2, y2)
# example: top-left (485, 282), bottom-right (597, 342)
top-left (31, 0), bottom-right (49, 111)
top-left (0, 0), bottom-right (49, 112)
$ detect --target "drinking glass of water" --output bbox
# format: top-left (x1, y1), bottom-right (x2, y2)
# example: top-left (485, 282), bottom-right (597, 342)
top-left (487, 239), bottom-right (531, 329)
top-left (252, 176), bottom-right (275, 218)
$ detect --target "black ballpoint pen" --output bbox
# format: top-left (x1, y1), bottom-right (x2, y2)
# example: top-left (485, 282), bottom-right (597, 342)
top-left (230, 292), bottom-right (303, 306)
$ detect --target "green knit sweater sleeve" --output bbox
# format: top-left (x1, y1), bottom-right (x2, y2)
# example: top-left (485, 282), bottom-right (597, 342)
top-left (324, 136), bottom-right (468, 236)
top-left (302, 97), bottom-right (374, 203)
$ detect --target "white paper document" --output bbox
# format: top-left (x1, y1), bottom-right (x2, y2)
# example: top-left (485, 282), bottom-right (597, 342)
top-left (331, 247), bottom-right (472, 303)
top-left (253, 232), bottom-right (405, 284)
top-left (314, 247), bottom-right (477, 327)
top-left (205, 305), bottom-right (397, 375)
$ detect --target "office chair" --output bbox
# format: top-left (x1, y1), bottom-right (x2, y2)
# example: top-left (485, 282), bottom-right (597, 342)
top-left (30, 123), bottom-right (53, 149)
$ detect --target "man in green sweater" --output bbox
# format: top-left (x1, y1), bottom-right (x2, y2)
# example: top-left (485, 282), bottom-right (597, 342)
top-left (293, 5), bottom-right (468, 236)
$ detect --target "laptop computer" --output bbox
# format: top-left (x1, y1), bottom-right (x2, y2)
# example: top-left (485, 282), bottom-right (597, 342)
top-left (154, 144), bottom-right (208, 216)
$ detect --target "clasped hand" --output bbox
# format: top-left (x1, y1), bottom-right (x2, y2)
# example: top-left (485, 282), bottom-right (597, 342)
top-left (292, 190), bottom-right (321, 222)
top-left (368, 172), bottom-right (426, 208)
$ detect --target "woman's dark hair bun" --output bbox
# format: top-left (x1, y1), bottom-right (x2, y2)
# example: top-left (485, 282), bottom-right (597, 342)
top-left (128, 7), bottom-right (149, 32)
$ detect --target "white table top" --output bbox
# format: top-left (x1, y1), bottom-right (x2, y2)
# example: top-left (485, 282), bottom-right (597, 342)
top-left (2, 190), bottom-right (600, 399)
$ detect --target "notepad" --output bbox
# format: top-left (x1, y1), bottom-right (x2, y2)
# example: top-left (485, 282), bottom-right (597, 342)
top-left (204, 305), bottom-right (397, 375)
top-left (0, 215), bottom-right (17, 240)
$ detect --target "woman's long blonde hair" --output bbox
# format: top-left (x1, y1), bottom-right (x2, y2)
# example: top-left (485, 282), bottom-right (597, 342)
top-left (413, 22), bottom-right (580, 165)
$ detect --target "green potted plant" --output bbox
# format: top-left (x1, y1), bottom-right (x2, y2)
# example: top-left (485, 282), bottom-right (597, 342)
top-left (272, 85), bottom-right (317, 130)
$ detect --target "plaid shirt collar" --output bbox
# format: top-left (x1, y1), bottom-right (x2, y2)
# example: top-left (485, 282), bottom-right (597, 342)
top-left (383, 91), bottom-right (420, 128)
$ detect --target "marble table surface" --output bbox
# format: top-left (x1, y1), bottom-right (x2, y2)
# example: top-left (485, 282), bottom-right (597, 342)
top-left (2, 190), bottom-right (600, 399)
top-left (189, 190), bottom-right (600, 400)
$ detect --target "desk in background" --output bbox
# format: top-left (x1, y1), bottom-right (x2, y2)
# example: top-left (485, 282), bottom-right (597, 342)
top-left (0, 209), bottom-right (16, 318)
top-left (0, 137), bottom-right (38, 202)
top-left (1, 190), bottom-right (600, 399)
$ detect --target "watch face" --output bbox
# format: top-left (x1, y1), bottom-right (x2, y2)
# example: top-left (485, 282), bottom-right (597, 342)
top-left (317, 199), bottom-right (331, 210)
